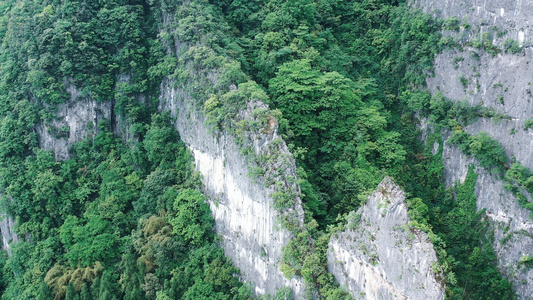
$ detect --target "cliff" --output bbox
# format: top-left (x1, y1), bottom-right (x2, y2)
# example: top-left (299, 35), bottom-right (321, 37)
top-left (432, 132), bottom-right (533, 297)
top-left (0, 1), bottom-right (306, 296)
top-left (155, 7), bottom-right (307, 296)
top-left (28, 10), bottom-right (309, 299)
top-left (36, 81), bottom-right (114, 161)
top-left (0, 213), bottom-right (18, 256)
top-left (159, 79), bottom-right (305, 296)
top-left (327, 177), bottom-right (445, 300)
top-left (412, 0), bottom-right (533, 297)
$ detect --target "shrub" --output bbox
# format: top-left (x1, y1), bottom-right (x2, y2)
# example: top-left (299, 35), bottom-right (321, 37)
top-left (503, 38), bottom-right (521, 54)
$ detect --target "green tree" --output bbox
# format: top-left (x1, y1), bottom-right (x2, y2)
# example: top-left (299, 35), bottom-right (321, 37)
top-left (36, 281), bottom-right (53, 300)
top-left (65, 282), bottom-right (77, 300)
top-left (60, 216), bottom-right (119, 266)
top-left (269, 59), bottom-right (363, 157)
top-left (120, 249), bottom-right (145, 300)
top-left (80, 284), bottom-right (91, 300)
top-left (170, 189), bottom-right (214, 245)
top-left (143, 113), bottom-right (181, 167)
top-left (441, 166), bottom-right (513, 298)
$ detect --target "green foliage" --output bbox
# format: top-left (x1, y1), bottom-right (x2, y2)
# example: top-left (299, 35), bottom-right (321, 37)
top-left (269, 59), bottom-right (363, 155)
top-left (523, 118), bottom-right (533, 130)
top-left (506, 163), bottom-right (533, 194)
top-left (437, 166), bottom-right (513, 299)
top-left (36, 281), bottom-right (53, 300)
top-left (205, 81), bottom-right (268, 132)
top-left (518, 255), bottom-right (533, 269)
top-left (267, 58), bottom-right (403, 225)
top-left (406, 91), bottom-right (508, 128)
top-left (406, 198), bottom-right (429, 225)
top-left (467, 32), bottom-right (501, 57)
top-left (60, 215), bottom-right (119, 267)
top-left (0, 0), bottom-right (161, 109)
top-left (213, 0), bottom-right (516, 296)
top-left (448, 131), bottom-right (509, 175)
top-left (168, 245), bottom-right (252, 299)
top-left (405, 88), bottom-right (533, 217)
top-left (170, 189), bottom-right (214, 246)
top-left (459, 75), bottom-right (469, 89)
top-left (0, 0), bottom-right (519, 298)
top-left (143, 112), bottom-right (182, 167)
top-left (0, 105), bottom-right (244, 299)
top-left (443, 17), bottom-right (461, 31)
top-left (503, 38), bottom-right (521, 54)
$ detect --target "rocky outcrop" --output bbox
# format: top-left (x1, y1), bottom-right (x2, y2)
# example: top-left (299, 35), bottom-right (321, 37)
top-left (36, 82), bottom-right (113, 161)
top-left (411, 0), bottom-right (533, 297)
top-left (411, 0), bottom-right (533, 47)
top-left (423, 49), bottom-right (533, 169)
top-left (22, 4), bottom-right (307, 297)
top-left (0, 213), bottom-right (18, 256)
top-left (410, 0), bottom-right (533, 169)
top-left (327, 177), bottom-right (445, 300)
top-left (159, 78), bottom-right (305, 297)
top-left (30, 61), bottom-right (307, 297)
top-left (160, 77), bottom-right (303, 298)
top-left (434, 132), bottom-right (533, 297)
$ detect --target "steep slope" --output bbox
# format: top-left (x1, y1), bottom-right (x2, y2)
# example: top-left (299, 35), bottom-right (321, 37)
top-left (159, 77), bottom-right (305, 296)
top-left (411, 0), bottom-right (533, 297)
top-left (0, 2), bottom-right (308, 298)
top-left (0, 1), bottom-right (277, 298)
top-left (36, 83), bottom-right (114, 161)
top-left (153, 4), bottom-right (309, 296)
top-left (0, 213), bottom-right (18, 255)
top-left (328, 177), bottom-right (445, 299)
top-left (4, 0), bottom-right (527, 298)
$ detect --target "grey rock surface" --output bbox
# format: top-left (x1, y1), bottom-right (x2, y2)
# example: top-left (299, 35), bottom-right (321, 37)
top-left (154, 5), bottom-right (308, 296)
top-left (411, 0), bottom-right (533, 297)
top-left (424, 48), bottom-right (533, 169)
top-left (36, 82), bottom-right (113, 161)
top-left (159, 79), bottom-right (305, 297)
top-left (0, 213), bottom-right (18, 256)
top-left (5, 83), bottom-right (114, 253)
top-left (327, 177), bottom-right (445, 300)
top-left (411, 0), bottom-right (533, 46)
top-left (22, 6), bottom-right (307, 298)
top-left (411, 0), bottom-right (533, 169)
top-left (439, 137), bottom-right (533, 298)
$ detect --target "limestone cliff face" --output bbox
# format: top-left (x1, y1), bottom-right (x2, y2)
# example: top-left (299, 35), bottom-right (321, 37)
top-left (411, 0), bottom-right (533, 297)
top-left (412, 0), bottom-right (532, 48)
top-left (410, 0), bottom-right (533, 170)
top-left (36, 82), bottom-right (113, 161)
top-left (159, 79), bottom-right (305, 297)
top-left (8, 70), bottom-right (307, 297)
top-left (26, 57), bottom-right (308, 299)
top-left (154, 3), bottom-right (308, 295)
top-left (4, 4), bottom-right (307, 297)
top-left (327, 177), bottom-right (445, 300)
top-left (0, 213), bottom-right (18, 256)
top-left (428, 129), bottom-right (533, 298)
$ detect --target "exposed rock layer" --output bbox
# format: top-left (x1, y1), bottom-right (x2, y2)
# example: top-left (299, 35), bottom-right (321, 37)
top-left (327, 177), bottom-right (445, 300)
top-left (435, 133), bottom-right (533, 297)
top-left (0, 214), bottom-right (18, 256)
top-left (411, 0), bottom-right (533, 169)
top-left (412, 0), bottom-right (533, 296)
top-left (159, 79), bottom-right (305, 297)
top-left (36, 83), bottom-right (113, 161)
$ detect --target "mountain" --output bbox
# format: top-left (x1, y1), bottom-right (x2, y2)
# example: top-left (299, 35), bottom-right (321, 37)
top-left (0, 0), bottom-right (530, 299)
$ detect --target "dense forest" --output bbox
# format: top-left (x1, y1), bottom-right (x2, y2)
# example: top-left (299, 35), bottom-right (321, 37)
top-left (0, 0), bottom-right (523, 299)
